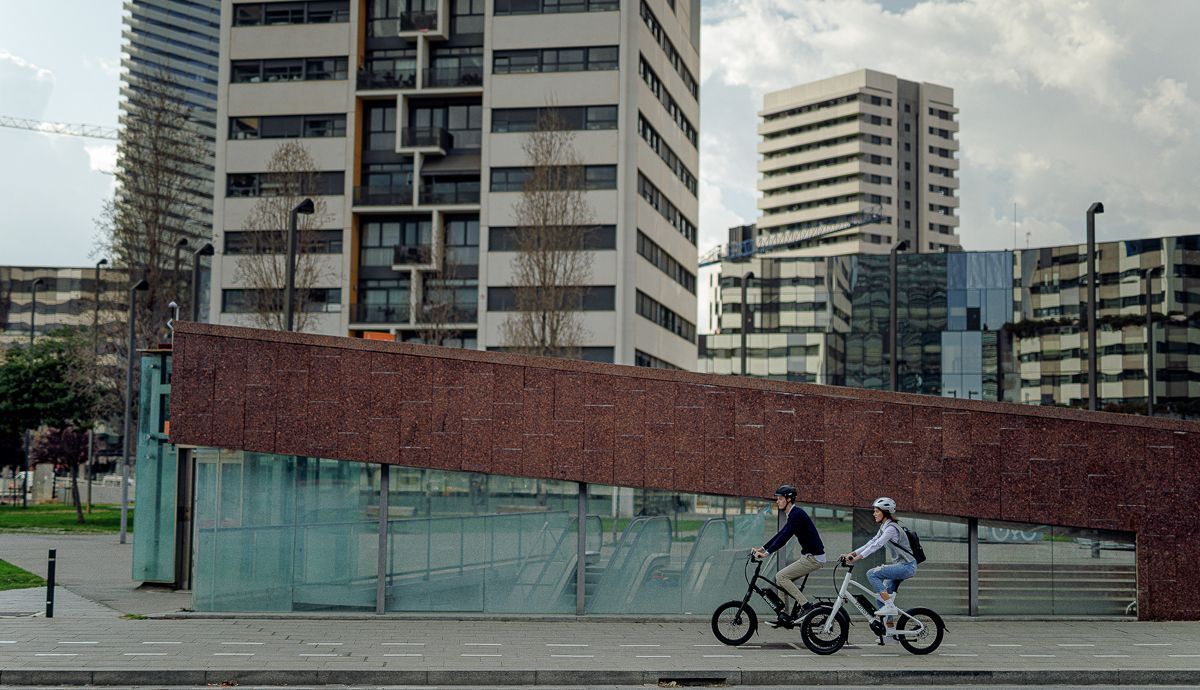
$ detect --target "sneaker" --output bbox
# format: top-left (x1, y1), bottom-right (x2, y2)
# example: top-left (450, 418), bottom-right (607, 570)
top-left (766, 614), bottom-right (793, 629)
top-left (794, 601), bottom-right (816, 618)
top-left (874, 599), bottom-right (900, 617)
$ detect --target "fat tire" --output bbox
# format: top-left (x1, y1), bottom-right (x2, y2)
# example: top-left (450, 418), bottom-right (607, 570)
top-left (711, 600), bottom-right (757, 646)
top-left (897, 606), bottom-right (945, 655)
top-left (799, 604), bottom-right (848, 655)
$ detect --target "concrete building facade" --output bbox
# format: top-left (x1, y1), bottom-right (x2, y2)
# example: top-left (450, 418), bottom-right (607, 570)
top-left (209, 0), bottom-right (700, 371)
top-left (0, 266), bottom-right (128, 351)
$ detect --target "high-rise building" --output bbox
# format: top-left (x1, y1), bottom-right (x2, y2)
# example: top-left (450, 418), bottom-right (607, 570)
top-left (0, 266), bottom-right (128, 351)
top-left (120, 0), bottom-right (222, 239)
top-left (209, 0), bottom-right (700, 370)
top-left (757, 68), bottom-right (961, 256)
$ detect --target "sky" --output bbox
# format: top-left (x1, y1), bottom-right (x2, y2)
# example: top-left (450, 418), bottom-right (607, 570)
top-left (1, 0), bottom-right (1199, 268)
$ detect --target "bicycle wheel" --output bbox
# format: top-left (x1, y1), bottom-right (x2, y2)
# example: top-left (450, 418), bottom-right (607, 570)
top-left (799, 604), bottom-right (848, 655)
top-left (711, 600), bottom-right (757, 646)
top-left (897, 607), bottom-right (945, 655)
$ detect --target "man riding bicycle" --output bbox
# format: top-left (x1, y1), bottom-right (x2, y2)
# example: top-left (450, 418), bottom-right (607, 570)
top-left (751, 485), bottom-right (826, 627)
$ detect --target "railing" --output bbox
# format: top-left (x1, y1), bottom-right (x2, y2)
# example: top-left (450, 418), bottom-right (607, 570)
top-left (392, 245), bottom-right (432, 265)
top-left (400, 127), bottom-right (452, 150)
top-left (357, 69), bottom-right (417, 90)
top-left (353, 185), bottom-right (413, 206)
top-left (419, 184), bottom-right (480, 205)
top-left (400, 11), bottom-right (438, 31)
top-left (423, 65), bottom-right (483, 88)
top-left (417, 305), bottom-right (478, 324)
top-left (351, 303), bottom-right (410, 324)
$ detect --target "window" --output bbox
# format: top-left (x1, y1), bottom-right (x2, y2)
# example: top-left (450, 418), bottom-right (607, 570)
top-left (635, 350), bottom-right (682, 370)
top-left (223, 287), bottom-right (341, 313)
top-left (637, 113), bottom-right (696, 196)
top-left (228, 114), bottom-right (346, 139)
top-left (494, 0), bottom-right (618, 13)
top-left (224, 229), bottom-right (343, 254)
top-left (637, 55), bottom-right (697, 148)
top-left (637, 172), bottom-right (696, 245)
top-left (364, 102), bottom-right (396, 151)
top-left (233, 1), bottom-right (349, 25)
top-left (637, 230), bottom-right (695, 293)
top-left (452, 0), bottom-right (484, 34)
top-left (493, 46), bottom-right (620, 74)
top-left (230, 57), bottom-right (349, 83)
top-left (639, 1), bottom-right (697, 100)
top-left (636, 290), bottom-right (695, 342)
top-left (360, 217), bottom-right (431, 267)
top-left (488, 225), bottom-right (616, 251)
top-left (487, 286), bottom-right (615, 311)
top-left (491, 105), bottom-right (617, 133)
top-left (490, 166), bottom-right (617, 192)
top-left (226, 171), bottom-right (344, 197)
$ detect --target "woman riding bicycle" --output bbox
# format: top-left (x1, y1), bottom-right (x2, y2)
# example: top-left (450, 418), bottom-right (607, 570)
top-left (839, 497), bottom-right (916, 633)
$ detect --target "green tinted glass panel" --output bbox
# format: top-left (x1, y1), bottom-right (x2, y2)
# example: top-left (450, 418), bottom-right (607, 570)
top-left (131, 355), bottom-right (177, 583)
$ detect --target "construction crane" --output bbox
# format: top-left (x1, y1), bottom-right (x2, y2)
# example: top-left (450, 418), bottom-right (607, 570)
top-left (698, 207), bottom-right (888, 267)
top-left (0, 116), bottom-right (117, 140)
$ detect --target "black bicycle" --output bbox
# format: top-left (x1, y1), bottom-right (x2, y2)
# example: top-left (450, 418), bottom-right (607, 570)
top-left (711, 553), bottom-right (848, 646)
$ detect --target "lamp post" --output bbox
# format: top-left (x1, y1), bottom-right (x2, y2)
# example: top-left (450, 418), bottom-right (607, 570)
top-left (120, 279), bottom-right (149, 545)
top-left (173, 237), bottom-right (189, 306)
top-left (29, 277), bottom-right (44, 348)
top-left (889, 240), bottom-right (910, 392)
top-left (1086, 202), bottom-right (1104, 411)
top-left (740, 270), bottom-right (754, 376)
top-left (285, 198), bottom-right (316, 331)
top-left (1144, 266), bottom-right (1164, 416)
top-left (190, 242), bottom-right (214, 322)
top-left (93, 259), bottom-right (108, 358)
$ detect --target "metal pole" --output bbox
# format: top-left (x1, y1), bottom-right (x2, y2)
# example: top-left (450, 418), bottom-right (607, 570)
top-left (22, 429), bottom-right (30, 509)
top-left (1086, 202), bottom-right (1103, 411)
top-left (191, 243), bottom-right (213, 322)
top-left (740, 271), bottom-right (754, 376)
top-left (889, 241), bottom-right (908, 392)
top-left (576, 483), bottom-right (587, 616)
top-left (1146, 269), bottom-right (1156, 416)
top-left (29, 278), bottom-right (41, 349)
top-left (120, 281), bottom-right (147, 545)
top-left (46, 549), bottom-right (56, 618)
top-left (86, 429), bottom-right (93, 514)
top-left (377, 466), bottom-right (389, 614)
top-left (285, 206), bottom-right (298, 331)
top-left (94, 260), bottom-right (106, 358)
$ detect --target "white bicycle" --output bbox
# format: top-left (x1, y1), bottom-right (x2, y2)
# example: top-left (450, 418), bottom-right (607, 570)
top-left (798, 556), bottom-right (945, 655)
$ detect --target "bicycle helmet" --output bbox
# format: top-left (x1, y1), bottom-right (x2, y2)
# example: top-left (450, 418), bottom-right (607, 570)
top-left (872, 496), bottom-right (897, 513)
top-left (773, 485), bottom-right (797, 500)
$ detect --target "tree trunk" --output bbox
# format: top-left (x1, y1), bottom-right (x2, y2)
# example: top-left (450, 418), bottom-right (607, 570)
top-left (71, 463), bottom-right (84, 524)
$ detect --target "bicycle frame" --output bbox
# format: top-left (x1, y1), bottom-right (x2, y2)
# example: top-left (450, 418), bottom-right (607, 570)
top-left (819, 562), bottom-right (926, 638)
top-left (739, 553), bottom-right (811, 613)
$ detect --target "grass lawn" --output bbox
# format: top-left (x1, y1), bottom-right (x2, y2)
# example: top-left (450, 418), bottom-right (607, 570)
top-left (0, 559), bottom-right (46, 591)
top-left (0, 504), bottom-right (133, 533)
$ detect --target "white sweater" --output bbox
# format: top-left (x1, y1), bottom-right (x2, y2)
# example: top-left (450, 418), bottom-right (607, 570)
top-left (855, 520), bottom-right (915, 564)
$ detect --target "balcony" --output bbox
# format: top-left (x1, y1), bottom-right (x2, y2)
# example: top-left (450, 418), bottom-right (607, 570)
top-left (417, 304), bottom-right (478, 324)
top-left (367, 13), bottom-right (439, 37)
top-left (400, 127), bottom-right (452, 153)
top-left (419, 183), bottom-right (480, 206)
top-left (423, 65), bottom-right (483, 89)
top-left (393, 245), bottom-right (433, 265)
top-left (353, 185), bottom-right (413, 207)
top-left (357, 68), bottom-right (416, 90)
top-left (352, 303), bottom-right (410, 324)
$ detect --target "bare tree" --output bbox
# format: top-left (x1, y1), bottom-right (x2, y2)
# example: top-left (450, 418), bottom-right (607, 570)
top-left (417, 250), bottom-right (465, 347)
top-left (233, 141), bottom-right (332, 331)
top-left (500, 110), bottom-right (595, 358)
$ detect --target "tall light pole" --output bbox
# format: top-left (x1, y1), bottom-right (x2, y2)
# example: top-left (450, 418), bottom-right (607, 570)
top-left (1144, 266), bottom-right (1164, 416)
top-left (93, 259), bottom-right (108, 358)
top-left (173, 237), bottom-right (189, 306)
top-left (740, 270), bottom-right (754, 376)
top-left (889, 240), bottom-right (910, 392)
top-left (1086, 202), bottom-right (1104, 411)
top-left (120, 279), bottom-right (149, 545)
top-left (190, 242), bottom-right (214, 322)
top-left (29, 277), bottom-right (44, 348)
top-left (285, 198), bottom-right (316, 331)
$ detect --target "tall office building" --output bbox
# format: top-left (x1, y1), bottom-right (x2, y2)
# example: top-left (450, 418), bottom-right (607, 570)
top-left (0, 266), bottom-right (128, 351)
top-left (757, 68), bottom-right (961, 256)
top-left (120, 0), bottom-right (222, 242)
top-left (209, 0), bottom-right (700, 370)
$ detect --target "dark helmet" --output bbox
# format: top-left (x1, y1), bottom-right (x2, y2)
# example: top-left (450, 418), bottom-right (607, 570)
top-left (773, 485), bottom-right (797, 500)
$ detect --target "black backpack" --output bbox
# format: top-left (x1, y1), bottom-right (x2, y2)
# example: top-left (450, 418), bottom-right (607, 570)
top-left (891, 526), bottom-right (927, 564)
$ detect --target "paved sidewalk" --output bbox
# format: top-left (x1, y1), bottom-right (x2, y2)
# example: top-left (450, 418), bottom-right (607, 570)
top-left (2, 532), bottom-right (1198, 686)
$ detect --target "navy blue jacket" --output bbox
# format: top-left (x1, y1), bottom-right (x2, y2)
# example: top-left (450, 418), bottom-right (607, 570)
top-left (763, 506), bottom-right (825, 556)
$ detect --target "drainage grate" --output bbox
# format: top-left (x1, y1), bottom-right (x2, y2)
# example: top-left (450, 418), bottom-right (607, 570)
top-left (658, 678), bottom-right (729, 687)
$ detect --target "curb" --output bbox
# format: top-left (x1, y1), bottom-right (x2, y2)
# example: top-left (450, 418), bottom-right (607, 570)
top-left (3, 668), bottom-right (1200, 686)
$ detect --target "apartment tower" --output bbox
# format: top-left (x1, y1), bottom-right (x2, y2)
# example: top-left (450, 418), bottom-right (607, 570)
top-left (757, 69), bottom-right (961, 255)
top-left (209, 0), bottom-right (700, 370)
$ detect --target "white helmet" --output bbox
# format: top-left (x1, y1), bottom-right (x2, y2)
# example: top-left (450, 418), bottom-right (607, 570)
top-left (872, 497), bottom-right (897, 514)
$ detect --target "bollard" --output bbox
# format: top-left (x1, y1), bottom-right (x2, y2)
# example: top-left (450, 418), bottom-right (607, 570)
top-left (46, 549), bottom-right (56, 618)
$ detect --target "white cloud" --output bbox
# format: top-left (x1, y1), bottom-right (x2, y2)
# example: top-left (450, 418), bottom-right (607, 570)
top-left (84, 143), bottom-right (117, 174)
top-left (0, 49), bottom-right (55, 118)
top-left (1133, 78), bottom-right (1195, 141)
top-left (84, 56), bottom-right (122, 77)
top-left (0, 49), bottom-right (54, 82)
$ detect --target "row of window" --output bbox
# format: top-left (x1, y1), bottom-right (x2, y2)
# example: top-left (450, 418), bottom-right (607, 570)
top-left (487, 286), bottom-right (615, 311)
top-left (639, 0), bottom-right (697, 101)
top-left (224, 230), bottom-right (344, 254)
top-left (222, 288), bottom-right (342, 313)
top-left (762, 133), bottom-right (865, 160)
top-left (930, 203), bottom-right (955, 215)
top-left (491, 105), bottom-right (617, 133)
top-left (930, 164), bottom-right (954, 178)
top-left (636, 230), bottom-right (695, 294)
top-left (494, 0), bottom-right (618, 15)
top-left (637, 172), bottom-right (696, 245)
top-left (232, 1), bottom-right (348, 26)
top-left (493, 46), bottom-right (618, 74)
top-left (763, 92), bottom-right (892, 123)
top-left (930, 107), bottom-right (955, 121)
top-left (764, 192), bottom-right (888, 216)
top-left (763, 113), bottom-right (886, 141)
top-left (635, 289), bottom-right (695, 343)
top-left (488, 225), bottom-right (617, 251)
top-left (768, 211), bottom-right (892, 237)
top-left (636, 113), bottom-right (696, 196)
top-left (762, 173), bottom-right (884, 198)
top-left (634, 349), bottom-right (682, 370)
top-left (763, 152), bottom-right (893, 179)
top-left (489, 166), bottom-right (617, 192)
top-left (929, 183), bottom-right (955, 196)
top-left (229, 114), bottom-right (346, 140)
top-left (637, 55), bottom-right (697, 148)
top-left (227, 172), bottom-right (344, 197)
top-left (930, 146), bottom-right (955, 158)
top-left (930, 223), bottom-right (955, 235)
top-left (231, 57), bottom-right (348, 83)
top-left (929, 126), bottom-right (953, 139)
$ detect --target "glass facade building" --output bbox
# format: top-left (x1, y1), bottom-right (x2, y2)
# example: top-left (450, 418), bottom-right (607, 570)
top-left (701, 234), bottom-right (1200, 415)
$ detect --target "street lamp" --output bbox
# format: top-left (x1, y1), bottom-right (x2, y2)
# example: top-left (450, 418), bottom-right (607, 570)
top-left (29, 277), bottom-right (44, 348)
top-left (889, 240), bottom-right (910, 392)
top-left (173, 237), bottom-right (189, 307)
top-left (120, 279), bottom-right (149, 545)
top-left (190, 242), bottom-right (214, 322)
top-left (740, 270), bottom-right (754, 376)
top-left (1086, 202), bottom-right (1104, 411)
top-left (1144, 266), bottom-right (1164, 416)
top-left (285, 198), bottom-right (316, 331)
top-left (93, 259), bottom-right (109, 358)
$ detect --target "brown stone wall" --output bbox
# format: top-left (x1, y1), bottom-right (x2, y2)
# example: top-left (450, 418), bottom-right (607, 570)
top-left (170, 323), bottom-right (1200, 620)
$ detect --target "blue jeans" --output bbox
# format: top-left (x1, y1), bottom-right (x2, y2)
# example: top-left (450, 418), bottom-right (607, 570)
top-left (867, 561), bottom-right (916, 605)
